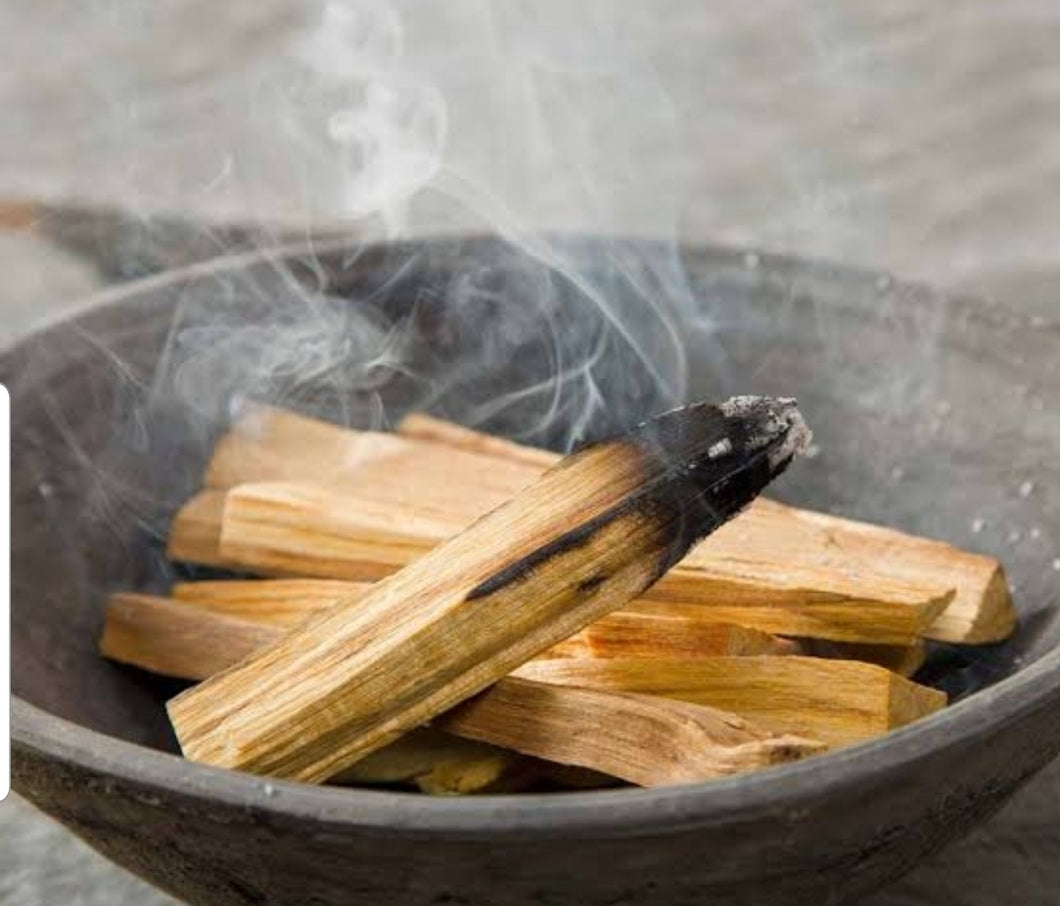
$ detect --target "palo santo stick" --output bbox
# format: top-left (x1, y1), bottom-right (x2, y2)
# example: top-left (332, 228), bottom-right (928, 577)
top-left (205, 405), bottom-right (539, 523)
top-left (207, 483), bottom-right (949, 644)
top-left (399, 412), bottom-right (1014, 645)
top-left (160, 583), bottom-right (799, 661)
top-left (514, 656), bottom-right (947, 749)
top-left (101, 594), bottom-right (276, 682)
top-left (166, 396), bottom-right (810, 782)
top-left (437, 677), bottom-right (823, 787)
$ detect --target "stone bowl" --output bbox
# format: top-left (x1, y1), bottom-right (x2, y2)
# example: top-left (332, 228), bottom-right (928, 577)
top-left (9, 236), bottom-right (1060, 906)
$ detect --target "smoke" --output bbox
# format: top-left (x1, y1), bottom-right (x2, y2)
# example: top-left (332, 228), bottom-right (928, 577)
top-left (48, 0), bottom-right (706, 454)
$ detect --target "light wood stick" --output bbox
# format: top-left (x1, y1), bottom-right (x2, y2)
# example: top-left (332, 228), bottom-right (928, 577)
top-left (205, 404), bottom-right (539, 523)
top-left (101, 594), bottom-right (276, 681)
top-left (166, 396), bottom-right (810, 781)
top-left (437, 677), bottom-right (823, 787)
top-left (513, 656), bottom-right (947, 749)
top-left (199, 482), bottom-right (950, 644)
top-left (142, 584), bottom-right (798, 663)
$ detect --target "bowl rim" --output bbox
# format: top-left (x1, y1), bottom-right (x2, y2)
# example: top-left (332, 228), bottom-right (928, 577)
top-left (12, 235), bottom-right (1060, 838)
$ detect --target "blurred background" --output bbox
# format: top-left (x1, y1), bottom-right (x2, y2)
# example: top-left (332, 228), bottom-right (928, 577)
top-left (2, 2), bottom-right (1059, 903)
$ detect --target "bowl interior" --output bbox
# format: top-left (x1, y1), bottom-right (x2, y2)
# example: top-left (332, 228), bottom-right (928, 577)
top-left (7, 235), bottom-right (1060, 758)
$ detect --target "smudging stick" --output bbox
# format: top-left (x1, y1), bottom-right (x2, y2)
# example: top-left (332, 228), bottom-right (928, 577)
top-left (166, 396), bottom-right (811, 782)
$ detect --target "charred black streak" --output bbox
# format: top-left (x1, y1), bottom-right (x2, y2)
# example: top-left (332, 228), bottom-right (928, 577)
top-left (465, 514), bottom-right (607, 600)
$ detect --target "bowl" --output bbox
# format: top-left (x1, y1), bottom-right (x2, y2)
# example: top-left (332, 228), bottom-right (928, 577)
top-left (9, 235), bottom-right (1060, 906)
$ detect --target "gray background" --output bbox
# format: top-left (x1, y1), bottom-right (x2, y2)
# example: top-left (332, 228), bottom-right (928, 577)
top-left (2, 2), bottom-right (1059, 903)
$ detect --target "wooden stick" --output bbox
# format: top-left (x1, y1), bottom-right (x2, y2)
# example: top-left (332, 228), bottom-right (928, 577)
top-left (513, 656), bottom-right (947, 749)
top-left (166, 396), bottom-right (810, 781)
top-left (101, 594), bottom-right (276, 682)
top-left (437, 677), bottom-right (823, 787)
top-left (200, 482), bottom-right (949, 644)
top-left (205, 404), bottom-right (539, 523)
top-left (131, 585), bottom-right (798, 666)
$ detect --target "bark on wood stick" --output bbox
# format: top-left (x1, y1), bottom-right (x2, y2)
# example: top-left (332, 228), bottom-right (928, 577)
top-left (436, 677), bottom-right (823, 787)
top-left (514, 656), bottom-right (947, 748)
top-left (206, 483), bottom-right (950, 644)
top-left (166, 396), bottom-right (811, 782)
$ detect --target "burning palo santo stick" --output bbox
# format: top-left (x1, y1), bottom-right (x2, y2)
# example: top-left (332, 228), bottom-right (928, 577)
top-left (103, 590), bottom-right (795, 681)
top-left (437, 678), bottom-right (823, 787)
top-left (174, 405), bottom-right (1012, 644)
top-left (166, 396), bottom-right (811, 781)
top-left (399, 413), bottom-right (1013, 645)
top-left (513, 656), bottom-right (946, 748)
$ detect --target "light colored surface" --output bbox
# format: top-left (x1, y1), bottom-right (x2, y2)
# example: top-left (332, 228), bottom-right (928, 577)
top-left (2, 1), bottom-right (1059, 903)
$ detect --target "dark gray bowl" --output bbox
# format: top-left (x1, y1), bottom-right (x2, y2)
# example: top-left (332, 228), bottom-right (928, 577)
top-left (9, 236), bottom-right (1060, 906)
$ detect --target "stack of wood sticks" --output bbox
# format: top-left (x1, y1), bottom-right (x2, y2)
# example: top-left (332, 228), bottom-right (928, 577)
top-left (99, 398), bottom-right (1014, 792)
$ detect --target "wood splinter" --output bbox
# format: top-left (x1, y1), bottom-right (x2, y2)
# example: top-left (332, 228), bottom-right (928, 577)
top-left (166, 395), bottom-right (811, 782)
